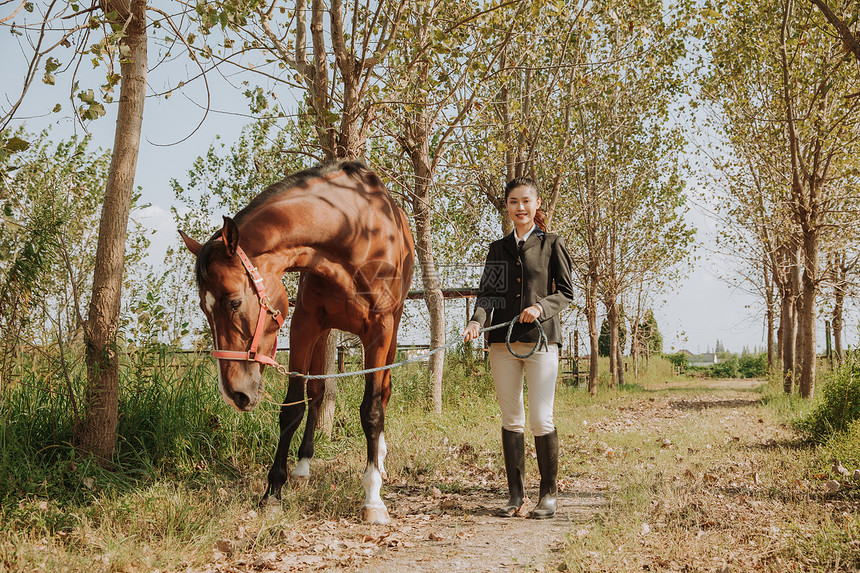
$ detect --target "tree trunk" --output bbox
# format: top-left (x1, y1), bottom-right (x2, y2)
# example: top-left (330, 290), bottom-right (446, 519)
top-left (765, 255), bottom-right (776, 372)
top-left (792, 252), bottom-right (804, 379)
top-left (586, 268), bottom-right (599, 397)
top-left (617, 303), bottom-right (626, 386)
top-left (615, 329), bottom-right (625, 387)
top-left (317, 331), bottom-right (338, 436)
top-left (833, 255), bottom-right (845, 366)
top-left (833, 286), bottom-right (844, 366)
top-left (780, 283), bottom-right (796, 394)
top-left (798, 229), bottom-right (818, 398)
top-left (75, 0), bottom-right (147, 460)
top-left (411, 145), bottom-right (444, 413)
top-left (606, 298), bottom-right (618, 389)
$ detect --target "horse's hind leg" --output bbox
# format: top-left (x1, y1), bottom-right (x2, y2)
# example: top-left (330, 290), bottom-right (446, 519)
top-left (359, 336), bottom-right (395, 524)
top-left (291, 329), bottom-right (330, 479)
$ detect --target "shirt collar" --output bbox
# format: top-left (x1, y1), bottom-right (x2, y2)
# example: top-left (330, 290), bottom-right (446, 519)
top-left (514, 224), bottom-right (537, 243)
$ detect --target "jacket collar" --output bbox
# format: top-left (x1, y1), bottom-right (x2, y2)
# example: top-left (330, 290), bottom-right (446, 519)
top-left (504, 227), bottom-right (545, 258)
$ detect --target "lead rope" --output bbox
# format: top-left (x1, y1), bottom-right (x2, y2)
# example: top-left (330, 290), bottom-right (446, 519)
top-left (276, 317), bottom-right (548, 381)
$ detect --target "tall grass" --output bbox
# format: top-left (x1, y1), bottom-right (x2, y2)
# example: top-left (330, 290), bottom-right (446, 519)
top-left (0, 346), bottom-right (691, 571)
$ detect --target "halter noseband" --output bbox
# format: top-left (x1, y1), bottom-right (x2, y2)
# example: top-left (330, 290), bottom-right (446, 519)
top-left (211, 244), bottom-right (286, 371)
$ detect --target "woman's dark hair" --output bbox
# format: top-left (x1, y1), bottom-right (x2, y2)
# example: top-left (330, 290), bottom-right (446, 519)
top-left (504, 177), bottom-right (547, 231)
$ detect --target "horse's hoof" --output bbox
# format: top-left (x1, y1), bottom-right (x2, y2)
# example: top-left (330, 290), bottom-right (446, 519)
top-left (261, 497), bottom-right (282, 514)
top-left (360, 505), bottom-right (390, 525)
top-left (291, 458), bottom-right (311, 479)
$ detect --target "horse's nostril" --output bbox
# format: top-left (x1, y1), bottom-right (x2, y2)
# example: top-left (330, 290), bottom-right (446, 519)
top-left (234, 392), bottom-right (250, 410)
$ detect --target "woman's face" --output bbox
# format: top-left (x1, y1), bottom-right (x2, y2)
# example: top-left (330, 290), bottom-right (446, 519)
top-left (506, 185), bottom-right (541, 230)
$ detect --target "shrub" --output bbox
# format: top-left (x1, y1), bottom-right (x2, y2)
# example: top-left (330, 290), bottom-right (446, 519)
top-left (665, 352), bottom-right (688, 372)
top-left (738, 353), bottom-right (768, 378)
top-left (710, 355), bottom-right (738, 378)
top-left (796, 354), bottom-right (860, 443)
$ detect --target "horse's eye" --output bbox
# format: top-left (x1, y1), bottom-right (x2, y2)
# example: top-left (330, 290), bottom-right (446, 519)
top-left (230, 299), bottom-right (242, 311)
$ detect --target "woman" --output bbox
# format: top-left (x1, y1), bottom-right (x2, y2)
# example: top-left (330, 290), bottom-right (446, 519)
top-left (463, 177), bottom-right (574, 519)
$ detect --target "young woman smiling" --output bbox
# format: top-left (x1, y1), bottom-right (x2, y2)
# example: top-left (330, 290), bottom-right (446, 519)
top-left (463, 177), bottom-right (574, 519)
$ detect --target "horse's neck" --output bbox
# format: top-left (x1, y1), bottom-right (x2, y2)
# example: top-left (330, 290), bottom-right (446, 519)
top-left (243, 199), bottom-right (357, 291)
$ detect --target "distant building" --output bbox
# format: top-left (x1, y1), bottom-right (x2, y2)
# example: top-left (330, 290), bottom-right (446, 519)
top-left (677, 349), bottom-right (719, 366)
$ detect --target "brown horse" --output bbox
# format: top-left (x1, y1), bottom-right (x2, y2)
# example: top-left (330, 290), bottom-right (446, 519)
top-left (180, 161), bottom-right (414, 524)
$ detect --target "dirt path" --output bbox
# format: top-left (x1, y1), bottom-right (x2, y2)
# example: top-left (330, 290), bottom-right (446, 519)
top-left (196, 378), bottom-right (787, 572)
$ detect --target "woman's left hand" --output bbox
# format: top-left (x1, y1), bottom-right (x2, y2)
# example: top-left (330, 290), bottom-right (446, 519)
top-left (518, 305), bottom-right (541, 324)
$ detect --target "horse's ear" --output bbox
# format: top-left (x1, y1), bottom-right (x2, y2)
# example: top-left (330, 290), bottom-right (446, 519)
top-left (221, 216), bottom-right (239, 257)
top-left (179, 230), bottom-right (201, 256)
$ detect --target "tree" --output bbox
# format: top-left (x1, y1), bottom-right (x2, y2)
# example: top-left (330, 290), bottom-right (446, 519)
top-left (2, 0), bottom-right (243, 456)
top-left (598, 316), bottom-right (626, 358)
top-left (702, 0), bottom-right (860, 397)
top-left (73, 0), bottom-right (149, 459)
top-left (379, 0), bottom-right (521, 412)
top-left (553, 0), bottom-right (694, 390)
top-left (629, 308), bottom-right (663, 373)
top-left (0, 130), bottom-right (147, 393)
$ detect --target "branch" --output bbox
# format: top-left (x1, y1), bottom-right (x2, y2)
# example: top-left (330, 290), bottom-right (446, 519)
top-left (0, 0), bottom-right (25, 24)
top-left (808, 0), bottom-right (860, 62)
top-left (147, 6), bottom-right (211, 146)
top-left (257, 2), bottom-right (303, 75)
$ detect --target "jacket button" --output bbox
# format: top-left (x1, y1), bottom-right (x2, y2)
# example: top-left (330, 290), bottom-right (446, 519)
top-left (515, 293), bottom-right (520, 298)
top-left (516, 261), bottom-right (520, 266)
top-left (515, 278), bottom-right (521, 283)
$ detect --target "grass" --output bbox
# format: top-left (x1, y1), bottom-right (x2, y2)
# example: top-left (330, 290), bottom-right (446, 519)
top-left (556, 375), bottom-right (860, 572)
top-left (1, 351), bottom-right (858, 571)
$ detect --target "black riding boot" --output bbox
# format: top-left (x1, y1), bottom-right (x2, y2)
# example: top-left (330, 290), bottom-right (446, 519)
top-left (531, 429), bottom-right (558, 519)
top-left (500, 428), bottom-right (525, 517)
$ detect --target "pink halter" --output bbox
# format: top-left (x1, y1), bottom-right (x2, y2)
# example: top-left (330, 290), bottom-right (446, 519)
top-left (211, 244), bottom-right (285, 369)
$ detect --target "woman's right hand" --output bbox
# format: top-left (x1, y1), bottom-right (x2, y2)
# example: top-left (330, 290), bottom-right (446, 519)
top-left (462, 321), bottom-right (481, 342)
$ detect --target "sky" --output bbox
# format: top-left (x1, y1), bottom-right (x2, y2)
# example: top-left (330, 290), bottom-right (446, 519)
top-left (2, 25), bottom-right (845, 356)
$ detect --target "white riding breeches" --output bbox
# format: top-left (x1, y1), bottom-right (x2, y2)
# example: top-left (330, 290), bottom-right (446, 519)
top-left (489, 341), bottom-right (558, 437)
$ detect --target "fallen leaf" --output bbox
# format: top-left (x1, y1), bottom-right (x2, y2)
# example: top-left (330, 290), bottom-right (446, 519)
top-left (253, 551), bottom-right (277, 568)
top-left (825, 480), bottom-right (841, 493)
top-left (832, 460), bottom-right (850, 477)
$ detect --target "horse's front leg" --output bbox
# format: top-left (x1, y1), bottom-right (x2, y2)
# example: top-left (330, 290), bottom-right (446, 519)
top-left (263, 308), bottom-right (319, 501)
top-left (264, 373), bottom-right (306, 501)
top-left (291, 329), bottom-right (330, 479)
top-left (359, 340), bottom-right (395, 524)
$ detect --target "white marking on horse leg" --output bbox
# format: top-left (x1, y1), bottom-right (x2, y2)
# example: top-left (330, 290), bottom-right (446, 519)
top-left (378, 432), bottom-right (387, 479)
top-left (291, 457), bottom-right (310, 478)
top-left (361, 463), bottom-right (389, 524)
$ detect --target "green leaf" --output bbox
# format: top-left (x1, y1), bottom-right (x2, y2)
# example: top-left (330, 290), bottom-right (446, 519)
top-left (78, 89), bottom-right (96, 104)
top-left (4, 137), bottom-right (30, 153)
top-left (45, 57), bottom-right (61, 73)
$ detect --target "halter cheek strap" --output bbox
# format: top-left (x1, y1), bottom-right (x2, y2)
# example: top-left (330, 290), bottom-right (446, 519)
top-left (212, 245), bottom-right (286, 370)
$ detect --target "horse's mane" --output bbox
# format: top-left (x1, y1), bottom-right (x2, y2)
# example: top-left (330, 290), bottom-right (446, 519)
top-left (234, 160), bottom-right (370, 225)
top-left (194, 160), bottom-right (372, 286)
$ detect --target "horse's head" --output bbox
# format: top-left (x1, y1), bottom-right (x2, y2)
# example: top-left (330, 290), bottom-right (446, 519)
top-left (180, 217), bottom-right (288, 412)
